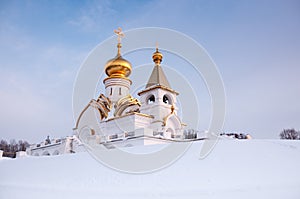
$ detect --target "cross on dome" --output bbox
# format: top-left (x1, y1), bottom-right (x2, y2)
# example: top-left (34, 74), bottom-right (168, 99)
top-left (114, 27), bottom-right (124, 56)
top-left (114, 27), bottom-right (124, 44)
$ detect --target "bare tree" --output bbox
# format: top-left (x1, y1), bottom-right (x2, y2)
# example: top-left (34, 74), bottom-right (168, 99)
top-left (184, 129), bottom-right (198, 139)
top-left (0, 139), bottom-right (31, 158)
top-left (0, 140), bottom-right (8, 151)
top-left (280, 129), bottom-right (300, 140)
top-left (18, 140), bottom-right (29, 151)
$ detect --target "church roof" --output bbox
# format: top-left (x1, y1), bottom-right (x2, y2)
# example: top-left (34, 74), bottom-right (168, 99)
top-left (138, 84), bottom-right (179, 96)
top-left (145, 64), bottom-right (171, 88)
top-left (138, 47), bottom-right (178, 96)
top-left (139, 64), bottom-right (178, 96)
top-left (145, 47), bottom-right (172, 88)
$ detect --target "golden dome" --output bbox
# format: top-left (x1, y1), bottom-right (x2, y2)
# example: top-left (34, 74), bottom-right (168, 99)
top-left (152, 47), bottom-right (163, 65)
top-left (105, 54), bottom-right (132, 78)
top-left (104, 30), bottom-right (132, 78)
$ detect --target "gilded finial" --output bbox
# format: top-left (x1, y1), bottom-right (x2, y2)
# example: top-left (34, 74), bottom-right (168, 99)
top-left (114, 27), bottom-right (124, 56)
top-left (152, 42), bottom-right (163, 65)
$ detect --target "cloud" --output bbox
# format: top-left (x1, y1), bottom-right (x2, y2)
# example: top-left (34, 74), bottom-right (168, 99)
top-left (69, 15), bottom-right (97, 30)
top-left (67, 0), bottom-right (117, 33)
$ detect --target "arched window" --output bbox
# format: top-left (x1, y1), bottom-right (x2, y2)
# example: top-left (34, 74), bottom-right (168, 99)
top-left (42, 151), bottom-right (50, 156)
top-left (119, 87), bottom-right (122, 95)
top-left (110, 88), bottom-right (112, 95)
top-left (163, 95), bottom-right (171, 104)
top-left (147, 95), bottom-right (155, 104)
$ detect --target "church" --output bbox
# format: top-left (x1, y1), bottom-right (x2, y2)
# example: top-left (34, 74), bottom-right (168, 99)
top-left (74, 28), bottom-right (194, 148)
top-left (25, 28), bottom-right (250, 156)
top-left (26, 28), bottom-right (202, 156)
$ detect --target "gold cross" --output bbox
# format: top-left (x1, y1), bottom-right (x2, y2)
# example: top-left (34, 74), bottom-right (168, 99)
top-left (114, 27), bottom-right (124, 43)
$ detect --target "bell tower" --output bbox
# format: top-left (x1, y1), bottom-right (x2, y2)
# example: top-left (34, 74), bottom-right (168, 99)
top-left (138, 47), bottom-right (183, 137)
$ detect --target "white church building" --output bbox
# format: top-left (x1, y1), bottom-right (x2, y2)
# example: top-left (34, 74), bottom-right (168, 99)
top-left (27, 28), bottom-right (201, 156)
top-left (73, 28), bottom-right (195, 149)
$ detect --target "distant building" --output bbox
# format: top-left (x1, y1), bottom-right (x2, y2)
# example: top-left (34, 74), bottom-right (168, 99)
top-left (26, 135), bottom-right (85, 156)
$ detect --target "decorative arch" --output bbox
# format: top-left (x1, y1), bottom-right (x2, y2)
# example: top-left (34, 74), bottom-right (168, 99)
top-left (74, 93), bottom-right (112, 130)
top-left (165, 127), bottom-right (174, 138)
top-left (114, 94), bottom-right (141, 117)
top-left (164, 114), bottom-right (182, 130)
top-left (42, 151), bottom-right (50, 156)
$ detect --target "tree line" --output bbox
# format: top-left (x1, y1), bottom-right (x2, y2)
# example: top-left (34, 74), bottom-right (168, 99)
top-left (279, 129), bottom-right (300, 140)
top-left (0, 139), bottom-right (30, 158)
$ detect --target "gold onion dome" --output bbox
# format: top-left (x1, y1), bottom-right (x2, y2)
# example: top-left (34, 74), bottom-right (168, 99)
top-left (105, 28), bottom-right (132, 78)
top-left (152, 46), bottom-right (163, 65)
top-left (105, 50), bottom-right (132, 78)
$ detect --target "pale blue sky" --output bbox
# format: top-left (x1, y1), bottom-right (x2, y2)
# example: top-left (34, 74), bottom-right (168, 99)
top-left (0, 0), bottom-right (299, 142)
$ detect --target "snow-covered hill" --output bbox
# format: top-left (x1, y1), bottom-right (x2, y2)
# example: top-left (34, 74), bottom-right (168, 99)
top-left (1, 140), bottom-right (300, 199)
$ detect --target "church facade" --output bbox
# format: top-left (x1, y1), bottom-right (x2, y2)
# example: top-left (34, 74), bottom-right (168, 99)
top-left (26, 28), bottom-right (201, 156)
top-left (25, 29), bottom-right (253, 157)
top-left (74, 28), bottom-right (190, 148)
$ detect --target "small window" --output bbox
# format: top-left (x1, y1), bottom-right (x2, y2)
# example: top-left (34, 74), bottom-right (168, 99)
top-left (163, 95), bottom-right (171, 104)
top-left (147, 95), bottom-right (155, 104)
top-left (119, 87), bottom-right (121, 95)
top-left (110, 88), bottom-right (112, 95)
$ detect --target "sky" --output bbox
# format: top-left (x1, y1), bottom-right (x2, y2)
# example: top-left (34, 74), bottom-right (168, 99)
top-left (0, 0), bottom-right (299, 143)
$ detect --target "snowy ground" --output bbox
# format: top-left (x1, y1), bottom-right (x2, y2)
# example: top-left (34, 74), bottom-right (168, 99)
top-left (1, 139), bottom-right (300, 199)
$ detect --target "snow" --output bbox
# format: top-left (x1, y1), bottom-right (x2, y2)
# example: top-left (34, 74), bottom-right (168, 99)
top-left (1, 139), bottom-right (300, 199)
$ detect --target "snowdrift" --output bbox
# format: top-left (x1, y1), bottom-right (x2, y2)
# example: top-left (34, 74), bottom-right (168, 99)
top-left (1, 139), bottom-right (300, 199)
